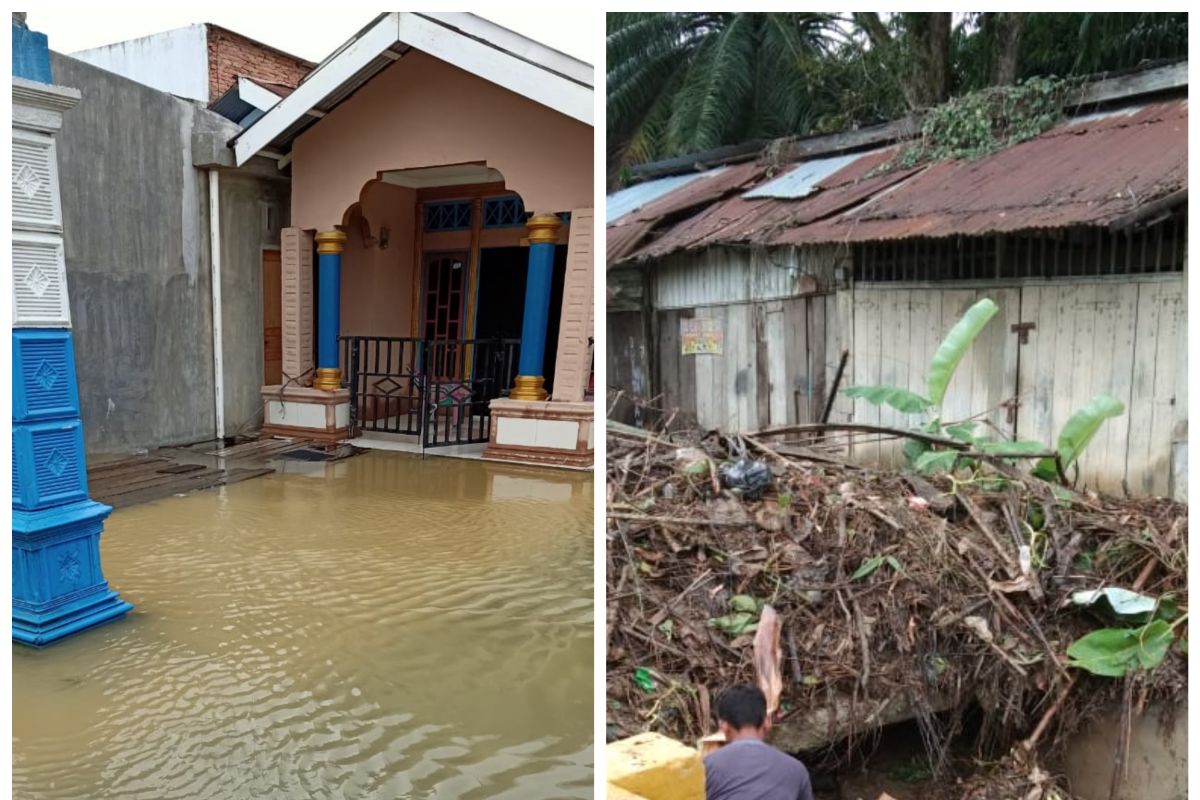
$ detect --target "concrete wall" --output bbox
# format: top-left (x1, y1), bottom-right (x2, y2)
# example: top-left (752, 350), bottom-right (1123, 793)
top-left (217, 170), bottom-right (291, 435)
top-left (70, 25), bottom-right (209, 103)
top-left (1064, 701), bottom-right (1187, 800)
top-left (51, 52), bottom-right (289, 454)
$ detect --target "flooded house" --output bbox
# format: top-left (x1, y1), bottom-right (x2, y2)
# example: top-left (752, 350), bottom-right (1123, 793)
top-left (231, 13), bottom-right (597, 468)
top-left (12, 13), bottom-right (595, 797)
top-left (606, 62), bottom-right (1186, 497)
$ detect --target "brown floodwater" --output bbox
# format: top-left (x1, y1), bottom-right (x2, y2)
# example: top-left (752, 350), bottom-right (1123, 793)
top-left (13, 450), bottom-right (594, 799)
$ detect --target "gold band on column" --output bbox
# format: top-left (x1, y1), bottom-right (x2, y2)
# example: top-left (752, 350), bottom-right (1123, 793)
top-left (510, 375), bottom-right (547, 401)
top-left (525, 214), bottom-right (561, 245)
top-left (315, 230), bottom-right (347, 254)
top-left (313, 367), bottom-right (342, 391)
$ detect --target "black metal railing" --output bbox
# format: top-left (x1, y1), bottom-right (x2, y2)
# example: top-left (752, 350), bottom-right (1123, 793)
top-left (340, 336), bottom-right (520, 448)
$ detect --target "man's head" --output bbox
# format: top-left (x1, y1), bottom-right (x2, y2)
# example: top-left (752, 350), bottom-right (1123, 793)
top-left (715, 684), bottom-right (770, 741)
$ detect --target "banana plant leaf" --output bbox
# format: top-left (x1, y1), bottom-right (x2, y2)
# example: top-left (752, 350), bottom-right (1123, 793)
top-left (927, 298), bottom-right (999, 407)
top-left (844, 385), bottom-right (932, 414)
top-left (1033, 394), bottom-right (1125, 479)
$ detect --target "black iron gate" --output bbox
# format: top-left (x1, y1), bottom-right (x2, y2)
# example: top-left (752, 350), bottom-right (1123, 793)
top-left (340, 336), bottom-right (520, 448)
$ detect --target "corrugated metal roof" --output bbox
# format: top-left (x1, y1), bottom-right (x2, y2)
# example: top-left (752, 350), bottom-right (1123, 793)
top-left (610, 99), bottom-right (1187, 262)
top-left (607, 220), bottom-right (655, 268)
top-left (775, 100), bottom-right (1187, 245)
top-left (742, 151), bottom-right (862, 199)
top-left (606, 170), bottom-right (714, 223)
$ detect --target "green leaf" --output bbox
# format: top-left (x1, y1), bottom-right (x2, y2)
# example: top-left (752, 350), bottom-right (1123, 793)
top-left (945, 423), bottom-right (978, 443)
top-left (1066, 620), bottom-right (1174, 677)
top-left (979, 440), bottom-right (1048, 455)
top-left (902, 438), bottom-right (929, 467)
top-left (730, 594), bottom-right (760, 613)
top-left (633, 667), bottom-right (657, 693)
top-left (851, 555), bottom-right (885, 580)
top-left (914, 449), bottom-right (959, 475)
top-left (851, 555), bottom-right (901, 580)
top-left (1055, 394), bottom-right (1126, 469)
top-left (682, 460), bottom-right (710, 476)
top-left (927, 298), bottom-right (999, 407)
top-left (844, 385), bottom-right (933, 414)
top-left (708, 612), bottom-right (758, 636)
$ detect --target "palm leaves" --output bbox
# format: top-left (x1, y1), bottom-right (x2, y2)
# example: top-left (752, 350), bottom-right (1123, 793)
top-left (608, 12), bottom-right (1188, 175)
top-left (607, 13), bottom-right (840, 172)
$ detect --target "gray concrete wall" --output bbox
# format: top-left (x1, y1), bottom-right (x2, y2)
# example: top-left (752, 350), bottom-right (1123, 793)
top-left (1064, 700), bottom-right (1186, 800)
top-left (51, 52), bottom-right (289, 454)
top-left (218, 171), bottom-right (290, 436)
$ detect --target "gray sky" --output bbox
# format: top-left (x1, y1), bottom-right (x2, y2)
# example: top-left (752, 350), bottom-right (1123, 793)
top-left (25, 10), bottom-right (595, 65)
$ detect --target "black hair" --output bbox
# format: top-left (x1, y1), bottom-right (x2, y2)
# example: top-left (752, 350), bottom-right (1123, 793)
top-left (715, 684), bottom-right (767, 730)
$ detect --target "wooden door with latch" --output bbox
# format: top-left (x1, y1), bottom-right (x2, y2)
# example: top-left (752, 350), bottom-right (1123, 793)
top-left (262, 248), bottom-right (282, 385)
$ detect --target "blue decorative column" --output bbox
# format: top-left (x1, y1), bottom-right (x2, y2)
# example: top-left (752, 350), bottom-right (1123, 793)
top-left (312, 230), bottom-right (347, 391)
top-left (12, 16), bottom-right (132, 646)
top-left (511, 214), bottom-right (562, 401)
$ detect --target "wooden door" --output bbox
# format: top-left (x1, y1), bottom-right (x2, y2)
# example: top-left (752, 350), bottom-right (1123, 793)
top-left (262, 249), bottom-right (282, 384)
top-left (421, 251), bottom-right (469, 378)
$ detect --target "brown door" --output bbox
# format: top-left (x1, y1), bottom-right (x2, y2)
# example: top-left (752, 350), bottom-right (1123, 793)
top-left (262, 249), bottom-right (282, 384)
top-left (421, 251), bottom-right (469, 378)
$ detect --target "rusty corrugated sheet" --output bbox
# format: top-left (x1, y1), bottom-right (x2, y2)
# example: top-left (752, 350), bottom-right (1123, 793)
top-left (607, 161), bottom-right (766, 265)
top-left (606, 220), bottom-right (654, 267)
top-left (628, 145), bottom-right (915, 259)
top-left (610, 99), bottom-right (1187, 262)
top-left (774, 100), bottom-right (1187, 245)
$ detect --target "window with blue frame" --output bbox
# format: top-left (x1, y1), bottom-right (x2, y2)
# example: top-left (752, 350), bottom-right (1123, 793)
top-left (423, 200), bottom-right (472, 232)
top-left (482, 196), bottom-right (526, 228)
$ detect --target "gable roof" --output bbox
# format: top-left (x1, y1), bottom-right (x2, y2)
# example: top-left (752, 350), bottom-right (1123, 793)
top-left (231, 12), bottom-right (593, 166)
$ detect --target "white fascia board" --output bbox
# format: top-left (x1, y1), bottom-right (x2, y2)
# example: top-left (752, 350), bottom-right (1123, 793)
top-left (233, 13), bottom-right (401, 166)
top-left (419, 12), bottom-right (593, 86)
top-left (395, 12), bottom-right (592, 126)
top-left (236, 76), bottom-right (284, 113)
top-left (233, 11), bottom-right (593, 165)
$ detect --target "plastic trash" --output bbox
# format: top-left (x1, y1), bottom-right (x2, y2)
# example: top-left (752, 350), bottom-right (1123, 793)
top-left (720, 457), bottom-right (772, 499)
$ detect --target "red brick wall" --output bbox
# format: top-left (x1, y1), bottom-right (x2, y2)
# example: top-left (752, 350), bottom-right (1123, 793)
top-left (206, 25), bottom-right (311, 102)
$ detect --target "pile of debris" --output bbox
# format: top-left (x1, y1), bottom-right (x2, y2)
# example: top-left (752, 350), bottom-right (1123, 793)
top-left (606, 423), bottom-right (1186, 798)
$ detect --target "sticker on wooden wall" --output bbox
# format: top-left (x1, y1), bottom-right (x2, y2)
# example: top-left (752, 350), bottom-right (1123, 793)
top-left (681, 318), bottom-right (723, 355)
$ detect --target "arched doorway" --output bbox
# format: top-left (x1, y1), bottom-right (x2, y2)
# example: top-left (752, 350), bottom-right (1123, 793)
top-left (334, 166), bottom-right (570, 448)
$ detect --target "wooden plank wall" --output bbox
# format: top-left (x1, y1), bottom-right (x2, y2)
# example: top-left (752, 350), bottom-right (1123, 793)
top-left (606, 310), bottom-right (651, 425)
top-left (845, 279), bottom-right (1185, 495)
top-left (1017, 279), bottom-right (1186, 495)
top-left (847, 286), bottom-right (1020, 466)
top-left (656, 295), bottom-right (836, 432)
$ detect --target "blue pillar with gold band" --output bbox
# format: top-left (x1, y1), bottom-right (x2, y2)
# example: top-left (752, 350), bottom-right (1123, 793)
top-left (511, 214), bottom-right (562, 401)
top-left (13, 15), bottom-right (132, 645)
top-left (313, 230), bottom-right (347, 391)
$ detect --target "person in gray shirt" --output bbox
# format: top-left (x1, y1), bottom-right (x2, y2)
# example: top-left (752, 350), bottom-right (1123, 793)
top-left (704, 684), bottom-right (814, 800)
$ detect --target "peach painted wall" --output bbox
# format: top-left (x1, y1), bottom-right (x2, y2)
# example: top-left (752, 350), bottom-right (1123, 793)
top-left (341, 181), bottom-right (416, 338)
top-left (291, 49), bottom-right (593, 230)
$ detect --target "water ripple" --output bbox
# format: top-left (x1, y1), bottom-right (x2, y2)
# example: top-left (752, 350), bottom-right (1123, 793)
top-left (13, 451), bottom-right (593, 799)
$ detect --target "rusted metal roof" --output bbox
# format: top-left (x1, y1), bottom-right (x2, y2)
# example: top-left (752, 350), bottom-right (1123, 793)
top-left (776, 100), bottom-right (1187, 245)
top-left (607, 220), bottom-right (655, 268)
top-left (606, 161), bottom-right (765, 265)
top-left (607, 99), bottom-right (1187, 263)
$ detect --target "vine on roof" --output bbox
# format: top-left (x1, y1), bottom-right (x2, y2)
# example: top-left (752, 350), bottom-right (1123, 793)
top-left (882, 76), bottom-right (1069, 173)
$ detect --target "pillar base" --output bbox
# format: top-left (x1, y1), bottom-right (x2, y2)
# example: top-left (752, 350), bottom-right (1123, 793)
top-left (312, 368), bottom-right (342, 392)
top-left (13, 500), bottom-right (133, 647)
top-left (510, 375), bottom-right (548, 402)
top-left (260, 384), bottom-right (349, 444)
top-left (484, 399), bottom-right (593, 468)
